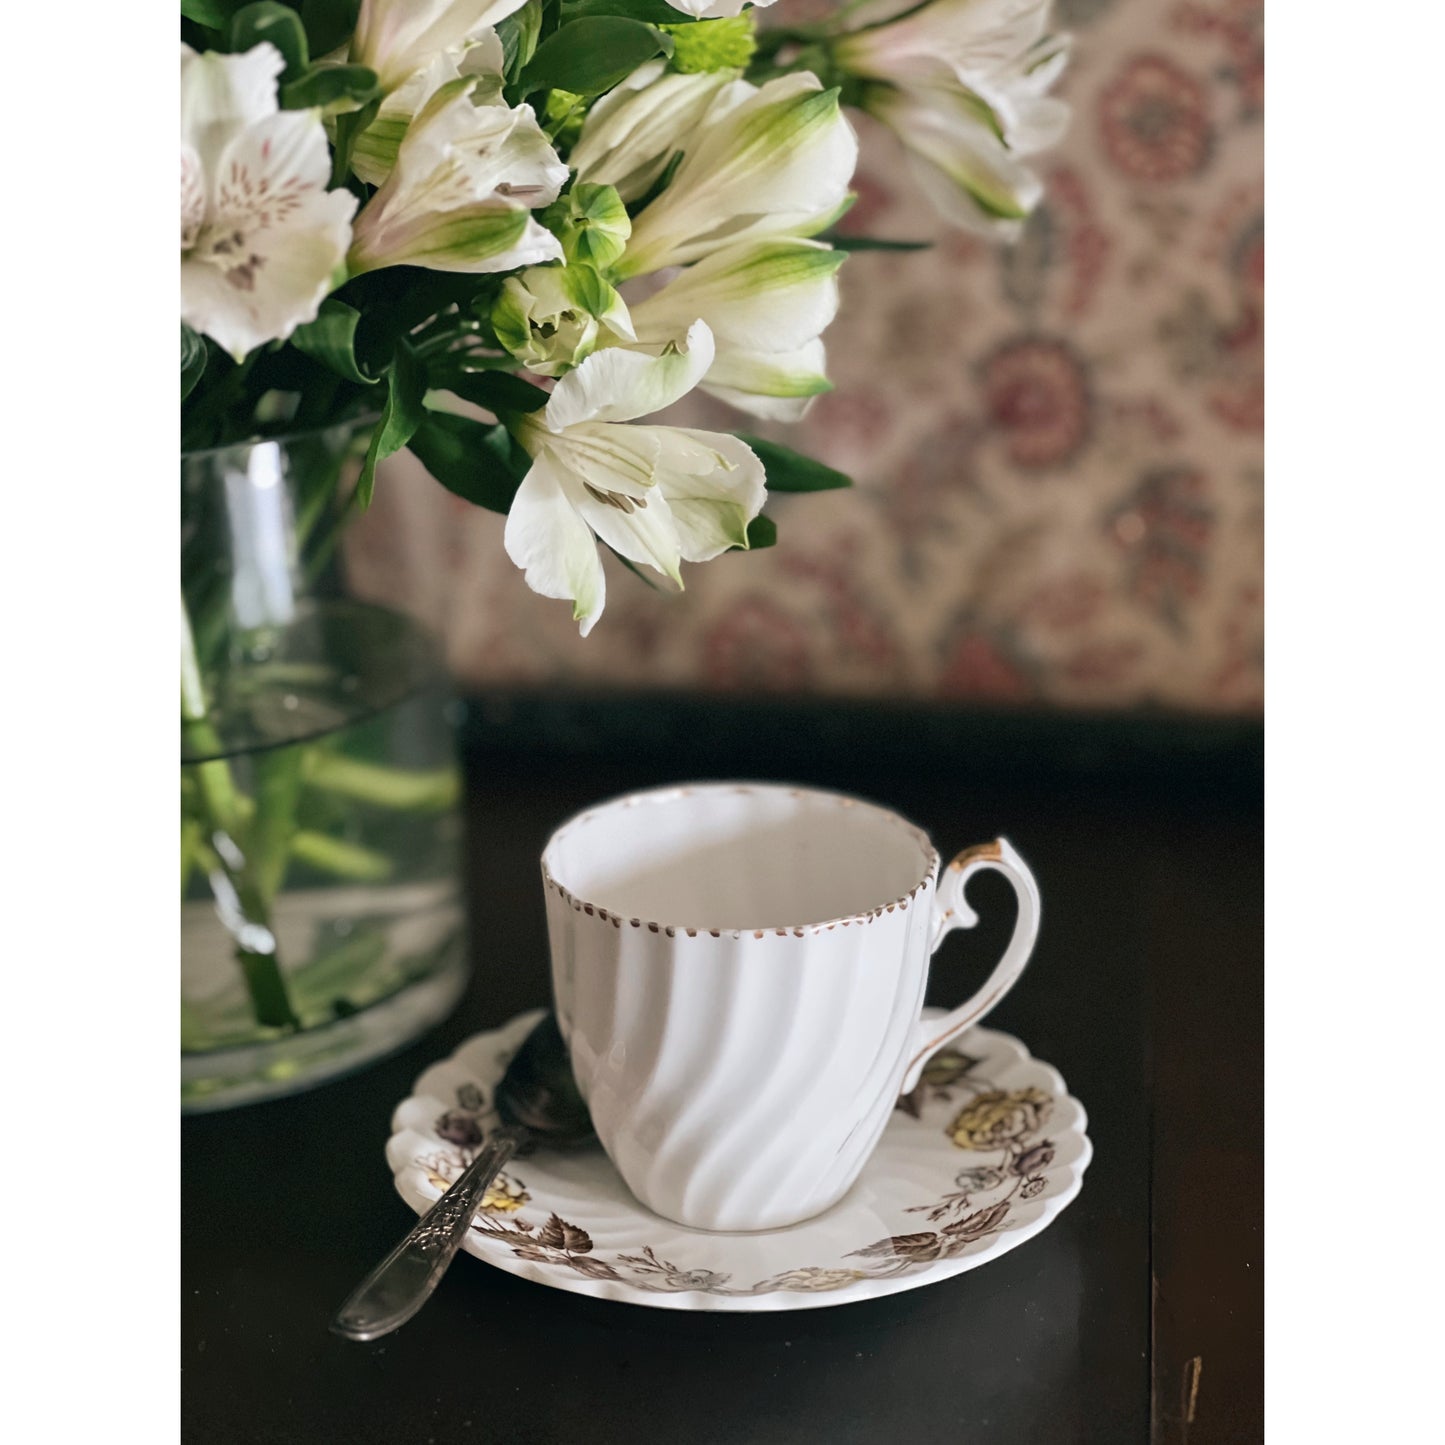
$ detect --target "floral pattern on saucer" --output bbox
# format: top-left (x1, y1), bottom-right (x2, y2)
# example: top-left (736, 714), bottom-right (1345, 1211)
top-left (386, 1010), bottom-right (1092, 1312)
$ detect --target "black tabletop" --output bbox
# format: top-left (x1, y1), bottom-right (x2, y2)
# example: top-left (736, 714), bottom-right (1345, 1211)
top-left (182, 699), bottom-right (1262, 1444)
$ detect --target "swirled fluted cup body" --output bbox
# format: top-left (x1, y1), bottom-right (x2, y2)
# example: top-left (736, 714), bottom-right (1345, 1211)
top-left (541, 784), bottom-right (943, 1233)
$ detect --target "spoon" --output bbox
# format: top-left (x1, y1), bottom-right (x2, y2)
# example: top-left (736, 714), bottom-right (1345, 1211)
top-left (331, 1012), bottom-right (592, 1341)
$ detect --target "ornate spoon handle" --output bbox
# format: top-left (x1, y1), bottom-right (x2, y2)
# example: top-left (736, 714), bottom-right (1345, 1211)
top-left (331, 1125), bottom-right (527, 1341)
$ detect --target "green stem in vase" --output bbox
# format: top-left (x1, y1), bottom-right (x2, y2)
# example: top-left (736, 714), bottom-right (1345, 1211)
top-left (288, 831), bottom-right (393, 881)
top-left (250, 747), bottom-right (307, 901)
top-left (181, 599), bottom-right (301, 1033)
top-left (303, 750), bottom-right (460, 811)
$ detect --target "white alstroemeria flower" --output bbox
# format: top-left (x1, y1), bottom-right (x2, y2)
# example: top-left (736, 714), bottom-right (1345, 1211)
top-left (614, 73), bottom-right (858, 280)
top-left (181, 43), bottom-right (357, 361)
top-left (866, 77), bottom-right (1054, 235)
top-left (350, 31), bottom-right (506, 187)
top-left (625, 239), bottom-right (845, 421)
top-left (662, 0), bottom-right (777, 19)
top-left (979, 32), bottom-right (1071, 151)
top-left (491, 264), bottom-right (635, 377)
top-left (568, 61), bottom-right (736, 204)
top-left (348, 79), bottom-right (566, 274)
top-left (835, 0), bottom-right (1056, 88)
top-left (835, 0), bottom-right (1070, 236)
top-left (504, 322), bottom-right (767, 635)
top-left (350, 0), bottom-right (526, 93)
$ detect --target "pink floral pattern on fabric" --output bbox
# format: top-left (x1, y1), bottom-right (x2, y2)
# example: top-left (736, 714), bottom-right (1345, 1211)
top-left (348, 0), bottom-right (1264, 714)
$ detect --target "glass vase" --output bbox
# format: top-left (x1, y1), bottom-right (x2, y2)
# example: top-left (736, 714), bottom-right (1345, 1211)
top-left (181, 419), bottom-right (467, 1110)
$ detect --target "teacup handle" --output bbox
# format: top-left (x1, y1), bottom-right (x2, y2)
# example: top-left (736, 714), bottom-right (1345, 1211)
top-left (900, 837), bottom-right (1041, 1093)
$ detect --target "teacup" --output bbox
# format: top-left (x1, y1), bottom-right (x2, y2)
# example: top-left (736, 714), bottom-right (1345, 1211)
top-left (541, 783), bottom-right (1041, 1232)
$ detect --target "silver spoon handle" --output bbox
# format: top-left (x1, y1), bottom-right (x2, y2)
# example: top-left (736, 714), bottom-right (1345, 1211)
top-left (331, 1125), bottom-right (527, 1341)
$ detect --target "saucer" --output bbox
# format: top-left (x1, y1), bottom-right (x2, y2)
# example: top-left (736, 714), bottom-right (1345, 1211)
top-left (386, 1009), bottom-right (1092, 1312)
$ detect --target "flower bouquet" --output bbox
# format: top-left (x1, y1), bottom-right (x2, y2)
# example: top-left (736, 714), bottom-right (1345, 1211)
top-left (179, 0), bottom-right (1069, 1105)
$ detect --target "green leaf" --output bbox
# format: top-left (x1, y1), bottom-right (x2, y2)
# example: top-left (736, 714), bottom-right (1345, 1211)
top-left (739, 436), bottom-right (853, 493)
top-left (560, 0), bottom-right (683, 22)
top-left (182, 0), bottom-right (247, 27)
top-left (436, 369), bottom-right (551, 418)
top-left (520, 17), bottom-right (673, 98)
top-left (280, 63), bottom-right (378, 111)
top-left (299, 0), bottom-right (360, 56)
top-left (290, 299), bottom-right (376, 384)
top-left (181, 325), bottom-right (209, 402)
top-left (827, 235), bottom-right (934, 253)
top-left (497, 1), bottom-right (544, 81)
top-left (229, 3), bottom-right (309, 80)
top-left (357, 343), bottom-right (426, 508)
top-left (352, 268), bottom-right (486, 365)
top-left (407, 411), bottom-right (527, 515)
top-left (329, 94), bottom-right (380, 185)
top-left (745, 514), bottom-right (777, 550)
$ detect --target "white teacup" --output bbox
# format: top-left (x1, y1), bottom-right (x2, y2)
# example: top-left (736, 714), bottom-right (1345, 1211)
top-left (541, 783), bottom-right (1041, 1232)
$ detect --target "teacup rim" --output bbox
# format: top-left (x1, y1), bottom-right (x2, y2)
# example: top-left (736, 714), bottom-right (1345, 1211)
top-left (540, 781), bottom-right (941, 938)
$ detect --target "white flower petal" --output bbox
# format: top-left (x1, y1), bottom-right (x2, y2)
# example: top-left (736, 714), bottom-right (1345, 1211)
top-left (544, 321), bottom-right (715, 429)
top-left (510, 418), bottom-right (683, 597)
top-left (572, 460), bottom-right (683, 585)
top-left (703, 339), bottom-right (832, 421)
top-left (627, 239), bottom-right (842, 354)
top-left (1016, 33), bottom-right (1073, 95)
top-left (701, 386), bottom-right (818, 424)
top-left (569, 60), bottom-right (665, 140)
top-left (211, 105), bottom-right (335, 215)
top-left (623, 242), bottom-right (842, 417)
top-left (969, 35), bottom-right (1073, 154)
top-left (350, 51), bottom-right (460, 187)
top-left (491, 108), bottom-right (571, 207)
top-left (370, 209), bottom-right (559, 273)
top-left (653, 430), bottom-right (766, 561)
top-left (835, 0), bottom-right (1069, 231)
top-left (570, 64), bottom-right (734, 203)
top-left (598, 286), bottom-right (636, 343)
top-left (871, 84), bottom-right (1042, 235)
top-left (352, 0), bottom-right (527, 92)
top-left (619, 74), bottom-right (858, 277)
top-left (503, 456), bottom-right (608, 635)
top-left (181, 144), bottom-right (206, 249)
top-left (503, 319), bottom-right (766, 627)
top-left (349, 85), bottom-right (565, 272)
top-left (1006, 93), bottom-right (1071, 155)
top-left (662, 0), bottom-right (776, 15)
top-left (182, 193), bottom-right (355, 359)
top-left (183, 110), bottom-right (356, 358)
top-left (459, 25), bottom-right (507, 102)
top-left (181, 43), bottom-right (283, 175)
top-left (532, 419), bottom-right (660, 498)
top-left (349, 24), bottom-right (511, 185)
top-left (390, 86), bottom-right (564, 208)
top-left (836, 0), bottom-right (1053, 88)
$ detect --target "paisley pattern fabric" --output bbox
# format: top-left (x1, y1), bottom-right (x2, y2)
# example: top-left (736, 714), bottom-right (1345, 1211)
top-left (349, 0), bottom-right (1263, 713)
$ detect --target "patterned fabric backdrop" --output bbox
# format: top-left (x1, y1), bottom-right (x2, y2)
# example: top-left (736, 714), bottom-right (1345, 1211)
top-left (348, 0), bottom-right (1263, 713)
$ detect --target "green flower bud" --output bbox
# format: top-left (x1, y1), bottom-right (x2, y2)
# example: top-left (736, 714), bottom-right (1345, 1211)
top-left (491, 264), bottom-right (634, 377)
top-left (538, 183), bottom-right (632, 273)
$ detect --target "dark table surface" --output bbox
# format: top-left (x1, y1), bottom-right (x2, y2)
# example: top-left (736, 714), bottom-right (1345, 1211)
top-left (183, 698), bottom-right (1262, 1445)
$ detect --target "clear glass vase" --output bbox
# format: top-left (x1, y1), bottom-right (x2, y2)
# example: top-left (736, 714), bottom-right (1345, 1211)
top-left (181, 419), bottom-right (467, 1111)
